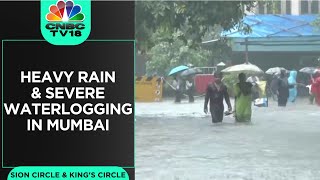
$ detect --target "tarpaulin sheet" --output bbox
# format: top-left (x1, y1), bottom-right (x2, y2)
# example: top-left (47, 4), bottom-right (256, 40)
top-left (222, 15), bottom-right (320, 38)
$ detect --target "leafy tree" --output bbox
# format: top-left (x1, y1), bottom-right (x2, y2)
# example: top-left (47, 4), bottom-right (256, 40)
top-left (135, 1), bottom-right (255, 53)
top-left (136, 1), bottom-right (256, 77)
top-left (146, 30), bottom-right (212, 76)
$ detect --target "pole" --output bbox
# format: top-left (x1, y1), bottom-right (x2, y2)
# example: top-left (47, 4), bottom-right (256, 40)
top-left (245, 38), bottom-right (249, 64)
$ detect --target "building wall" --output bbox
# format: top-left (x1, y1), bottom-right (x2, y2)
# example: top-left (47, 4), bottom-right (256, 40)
top-left (253, 0), bottom-right (320, 15)
top-left (231, 52), bottom-right (320, 81)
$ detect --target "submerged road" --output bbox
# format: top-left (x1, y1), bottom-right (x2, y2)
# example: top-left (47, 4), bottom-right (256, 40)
top-left (135, 98), bottom-right (320, 180)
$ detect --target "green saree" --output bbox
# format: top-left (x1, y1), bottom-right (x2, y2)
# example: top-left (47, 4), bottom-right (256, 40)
top-left (234, 83), bottom-right (252, 122)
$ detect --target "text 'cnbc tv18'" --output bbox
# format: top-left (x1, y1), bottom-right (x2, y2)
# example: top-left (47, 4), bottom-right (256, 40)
top-left (41, 0), bottom-right (91, 45)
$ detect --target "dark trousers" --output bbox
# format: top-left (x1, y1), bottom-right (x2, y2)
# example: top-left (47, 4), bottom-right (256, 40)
top-left (175, 90), bottom-right (182, 103)
top-left (189, 95), bottom-right (194, 103)
top-left (278, 96), bottom-right (287, 107)
top-left (187, 89), bottom-right (194, 103)
top-left (210, 106), bottom-right (224, 123)
top-left (309, 94), bottom-right (315, 104)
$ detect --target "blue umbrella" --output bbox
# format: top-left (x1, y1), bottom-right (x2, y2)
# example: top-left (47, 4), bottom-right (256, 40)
top-left (168, 65), bottom-right (189, 76)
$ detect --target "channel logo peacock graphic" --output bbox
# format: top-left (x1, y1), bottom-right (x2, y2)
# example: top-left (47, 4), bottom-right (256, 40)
top-left (44, 0), bottom-right (86, 38)
top-left (41, 0), bottom-right (90, 45)
top-left (46, 0), bottom-right (85, 22)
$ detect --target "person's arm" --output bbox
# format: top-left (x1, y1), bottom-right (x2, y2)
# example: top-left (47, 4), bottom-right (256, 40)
top-left (248, 82), bottom-right (253, 88)
top-left (233, 83), bottom-right (239, 113)
top-left (310, 75), bottom-right (315, 84)
top-left (276, 79), bottom-right (281, 95)
top-left (256, 76), bottom-right (260, 82)
top-left (288, 80), bottom-right (295, 88)
top-left (186, 80), bottom-right (192, 89)
top-left (224, 87), bottom-right (232, 111)
top-left (204, 85), bottom-right (210, 114)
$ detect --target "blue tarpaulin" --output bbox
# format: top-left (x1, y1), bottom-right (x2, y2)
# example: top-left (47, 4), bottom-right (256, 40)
top-left (220, 15), bottom-right (320, 52)
top-left (222, 14), bottom-right (320, 38)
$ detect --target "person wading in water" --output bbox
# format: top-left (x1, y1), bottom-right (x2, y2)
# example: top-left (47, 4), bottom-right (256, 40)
top-left (204, 72), bottom-right (232, 123)
top-left (277, 70), bottom-right (290, 107)
top-left (234, 73), bottom-right (253, 122)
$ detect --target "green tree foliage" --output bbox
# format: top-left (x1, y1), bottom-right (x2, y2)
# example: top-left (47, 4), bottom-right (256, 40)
top-left (222, 74), bottom-right (239, 97)
top-left (135, 1), bottom-right (255, 52)
top-left (136, 1), bottom-right (256, 76)
top-left (146, 30), bottom-right (212, 76)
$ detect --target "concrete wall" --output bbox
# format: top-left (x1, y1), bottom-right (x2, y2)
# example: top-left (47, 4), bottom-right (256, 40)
top-left (254, 0), bottom-right (320, 15)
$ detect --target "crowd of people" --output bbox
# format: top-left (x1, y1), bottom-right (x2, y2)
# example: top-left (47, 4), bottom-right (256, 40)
top-left (270, 69), bottom-right (320, 106)
top-left (203, 70), bottom-right (320, 124)
top-left (170, 66), bottom-right (320, 124)
top-left (172, 75), bottom-right (194, 103)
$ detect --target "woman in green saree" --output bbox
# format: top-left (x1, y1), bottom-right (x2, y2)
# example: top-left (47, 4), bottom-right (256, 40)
top-left (234, 73), bottom-right (253, 122)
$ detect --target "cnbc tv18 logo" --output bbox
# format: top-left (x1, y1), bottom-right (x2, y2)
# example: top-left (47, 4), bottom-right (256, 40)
top-left (45, 0), bottom-right (85, 37)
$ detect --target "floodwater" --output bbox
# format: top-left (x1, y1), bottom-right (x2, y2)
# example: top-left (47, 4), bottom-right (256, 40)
top-left (135, 98), bottom-right (320, 180)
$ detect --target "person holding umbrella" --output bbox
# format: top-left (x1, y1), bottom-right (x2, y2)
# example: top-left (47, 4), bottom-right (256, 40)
top-left (246, 75), bottom-right (260, 101)
top-left (234, 73), bottom-right (253, 122)
top-left (172, 76), bottom-right (180, 103)
top-left (288, 70), bottom-right (298, 103)
top-left (181, 66), bottom-right (201, 103)
top-left (185, 76), bottom-right (194, 103)
top-left (307, 74), bottom-right (316, 104)
top-left (276, 70), bottom-right (290, 107)
top-left (270, 73), bottom-right (280, 101)
top-left (311, 72), bottom-right (320, 106)
top-left (168, 65), bottom-right (189, 103)
top-left (299, 67), bottom-right (320, 104)
top-left (204, 72), bottom-right (232, 123)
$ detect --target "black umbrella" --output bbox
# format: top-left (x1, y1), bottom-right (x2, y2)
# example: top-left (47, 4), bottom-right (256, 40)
top-left (180, 68), bottom-right (202, 77)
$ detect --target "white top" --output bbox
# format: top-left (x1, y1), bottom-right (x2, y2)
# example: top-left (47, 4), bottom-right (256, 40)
top-left (246, 76), bottom-right (260, 84)
top-left (306, 85), bottom-right (312, 95)
top-left (186, 80), bottom-right (193, 90)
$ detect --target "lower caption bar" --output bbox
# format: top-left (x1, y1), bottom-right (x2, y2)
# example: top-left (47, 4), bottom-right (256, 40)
top-left (8, 166), bottom-right (129, 180)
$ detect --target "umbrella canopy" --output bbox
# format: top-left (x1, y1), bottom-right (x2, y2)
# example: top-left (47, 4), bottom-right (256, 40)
top-left (168, 65), bottom-right (189, 76)
top-left (180, 68), bottom-right (202, 77)
top-left (265, 67), bottom-right (287, 75)
top-left (221, 63), bottom-right (263, 74)
top-left (299, 67), bottom-right (318, 74)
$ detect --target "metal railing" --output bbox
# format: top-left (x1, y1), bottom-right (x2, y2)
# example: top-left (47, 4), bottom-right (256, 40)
top-left (195, 67), bottom-right (217, 74)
